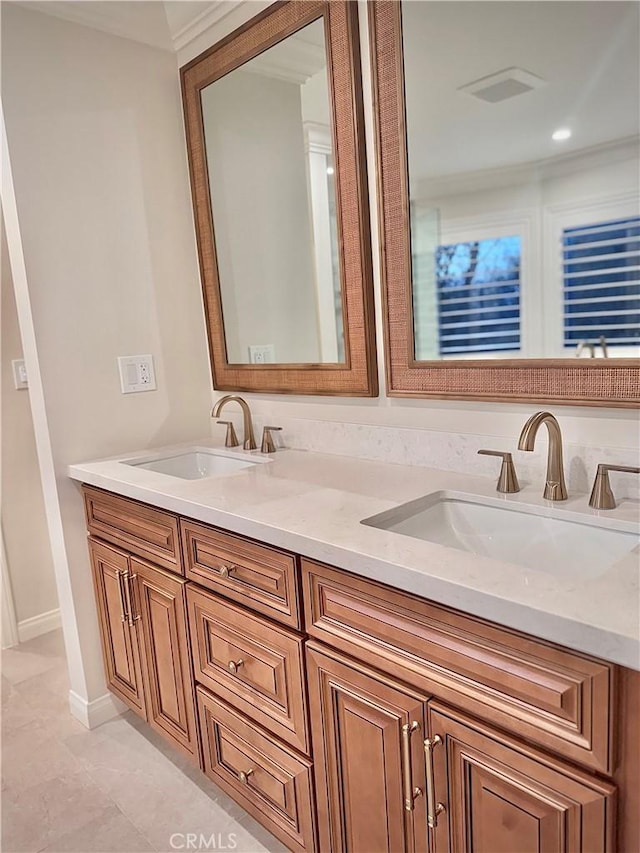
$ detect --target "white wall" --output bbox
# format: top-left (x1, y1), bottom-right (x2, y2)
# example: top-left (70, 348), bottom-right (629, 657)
top-left (1, 220), bottom-right (58, 630)
top-left (202, 69), bottom-right (320, 364)
top-left (1, 3), bottom-right (211, 721)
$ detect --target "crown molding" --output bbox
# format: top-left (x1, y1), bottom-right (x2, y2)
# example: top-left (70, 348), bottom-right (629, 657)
top-left (174, 0), bottom-right (276, 66)
top-left (171, 1), bottom-right (242, 53)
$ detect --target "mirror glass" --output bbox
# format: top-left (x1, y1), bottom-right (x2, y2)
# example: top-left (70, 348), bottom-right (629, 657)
top-left (200, 19), bottom-right (344, 365)
top-left (402, 1), bottom-right (640, 361)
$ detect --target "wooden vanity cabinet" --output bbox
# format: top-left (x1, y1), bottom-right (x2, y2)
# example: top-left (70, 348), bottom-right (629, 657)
top-left (88, 537), bottom-right (199, 763)
top-left (307, 641), bottom-right (615, 853)
top-left (83, 486), bottom-right (638, 853)
top-left (303, 559), bottom-right (626, 853)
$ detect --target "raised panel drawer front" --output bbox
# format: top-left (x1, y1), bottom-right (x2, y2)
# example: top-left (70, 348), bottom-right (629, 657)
top-left (427, 703), bottom-right (615, 853)
top-left (197, 687), bottom-right (316, 853)
top-left (181, 519), bottom-right (301, 629)
top-left (302, 559), bottom-right (614, 774)
top-left (187, 585), bottom-right (309, 754)
top-left (83, 486), bottom-right (181, 573)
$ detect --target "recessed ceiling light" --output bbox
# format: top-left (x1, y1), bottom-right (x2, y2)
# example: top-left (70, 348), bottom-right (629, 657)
top-left (552, 128), bottom-right (572, 141)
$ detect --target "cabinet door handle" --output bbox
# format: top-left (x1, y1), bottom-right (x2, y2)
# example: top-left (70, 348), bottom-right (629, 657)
top-left (122, 571), bottom-right (137, 628)
top-left (227, 659), bottom-right (244, 674)
top-left (116, 570), bottom-right (128, 623)
top-left (218, 564), bottom-right (235, 578)
top-left (129, 574), bottom-right (142, 623)
top-left (424, 735), bottom-right (445, 828)
top-left (401, 721), bottom-right (422, 811)
top-left (238, 769), bottom-right (253, 785)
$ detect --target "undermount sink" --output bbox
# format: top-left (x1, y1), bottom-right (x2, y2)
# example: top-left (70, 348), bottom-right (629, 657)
top-left (122, 447), bottom-right (269, 480)
top-left (362, 490), bottom-right (639, 580)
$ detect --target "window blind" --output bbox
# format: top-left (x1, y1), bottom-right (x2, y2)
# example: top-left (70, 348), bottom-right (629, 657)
top-left (436, 236), bottom-right (521, 355)
top-left (563, 216), bottom-right (640, 349)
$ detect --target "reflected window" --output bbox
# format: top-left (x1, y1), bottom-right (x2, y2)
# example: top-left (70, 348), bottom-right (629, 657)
top-left (563, 216), bottom-right (640, 350)
top-left (435, 236), bottom-right (521, 356)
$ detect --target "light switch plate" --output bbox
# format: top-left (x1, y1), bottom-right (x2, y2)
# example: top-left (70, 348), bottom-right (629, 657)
top-left (117, 354), bottom-right (157, 393)
top-left (248, 344), bottom-right (275, 364)
top-left (12, 359), bottom-right (28, 390)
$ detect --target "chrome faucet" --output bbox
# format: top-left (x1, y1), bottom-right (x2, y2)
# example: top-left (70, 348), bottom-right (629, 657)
top-left (517, 411), bottom-right (568, 501)
top-left (211, 395), bottom-right (256, 450)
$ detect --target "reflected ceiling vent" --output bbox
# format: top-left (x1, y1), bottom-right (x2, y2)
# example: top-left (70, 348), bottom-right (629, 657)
top-left (458, 67), bottom-right (546, 103)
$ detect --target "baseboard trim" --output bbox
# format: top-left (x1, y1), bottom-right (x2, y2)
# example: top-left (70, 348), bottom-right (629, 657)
top-left (17, 608), bottom-right (61, 643)
top-left (68, 689), bottom-right (127, 729)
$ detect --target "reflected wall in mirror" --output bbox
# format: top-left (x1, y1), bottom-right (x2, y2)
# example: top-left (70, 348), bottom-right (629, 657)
top-left (201, 19), bottom-right (344, 365)
top-left (182, 1), bottom-right (377, 396)
top-left (371, 0), bottom-right (640, 405)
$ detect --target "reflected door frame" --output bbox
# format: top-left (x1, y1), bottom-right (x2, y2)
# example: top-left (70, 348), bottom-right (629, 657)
top-left (305, 121), bottom-right (342, 363)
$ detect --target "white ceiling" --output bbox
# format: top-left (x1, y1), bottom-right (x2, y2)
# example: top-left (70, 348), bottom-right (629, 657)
top-left (13, 1), bottom-right (245, 52)
top-left (402, 1), bottom-right (640, 181)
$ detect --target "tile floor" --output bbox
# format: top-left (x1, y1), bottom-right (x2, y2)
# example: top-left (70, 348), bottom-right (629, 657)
top-left (2, 630), bottom-right (287, 853)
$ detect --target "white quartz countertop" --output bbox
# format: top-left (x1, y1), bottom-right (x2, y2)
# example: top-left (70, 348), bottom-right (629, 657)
top-left (68, 441), bottom-right (640, 670)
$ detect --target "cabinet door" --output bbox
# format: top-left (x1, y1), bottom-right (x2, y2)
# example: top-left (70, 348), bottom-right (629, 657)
top-left (307, 643), bottom-right (428, 853)
top-left (88, 538), bottom-right (146, 719)
top-left (427, 702), bottom-right (615, 853)
top-left (131, 558), bottom-right (199, 763)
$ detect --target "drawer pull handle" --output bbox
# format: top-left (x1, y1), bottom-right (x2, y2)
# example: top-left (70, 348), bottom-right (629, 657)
top-left (424, 735), bottom-right (445, 829)
top-left (227, 659), bottom-right (244, 674)
top-left (401, 721), bottom-right (422, 811)
top-left (238, 770), bottom-right (253, 785)
top-left (218, 564), bottom-right (235, 578)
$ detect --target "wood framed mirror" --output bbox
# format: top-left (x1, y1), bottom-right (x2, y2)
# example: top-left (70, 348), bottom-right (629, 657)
top-left (370, 1), bottom-right (639, 407)
top-left (182, 1), bottom-right (377, 396)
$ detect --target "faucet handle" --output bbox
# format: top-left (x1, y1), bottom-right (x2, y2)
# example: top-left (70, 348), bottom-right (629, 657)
top-left (589, 463), bottom-right (640, 510)
top-left (478, 449), bottom-right (520, 494)
top-left (217, 420), bottom-right (239, 448)
top-left (261, 426), bottom-right (282, 454)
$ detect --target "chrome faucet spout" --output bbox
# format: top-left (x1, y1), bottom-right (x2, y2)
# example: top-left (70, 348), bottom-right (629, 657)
top-left (211, 395), bottom-right (256, 450)
top-left (517, 411), bottom-right (568, 501)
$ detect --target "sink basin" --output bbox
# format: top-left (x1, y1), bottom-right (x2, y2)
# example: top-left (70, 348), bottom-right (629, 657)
top-left (362, 491), bottom-right (639, 579)
top-left (122, 448), bottom-right (269, 480)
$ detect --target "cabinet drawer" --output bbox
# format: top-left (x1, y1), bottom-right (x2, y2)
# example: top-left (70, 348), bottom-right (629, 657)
top-left (187, 585), bottom-right (309, 754)
top-left (83, 487), bottom-right (181, 574)
top-left (197, 688), bottom-right (316, 853)
top-left (181, 520), bottom-right (301, 629)
top-left (302, 559), bottom-right (614, 774)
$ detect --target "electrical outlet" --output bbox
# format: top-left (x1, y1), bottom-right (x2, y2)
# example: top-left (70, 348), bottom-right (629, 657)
top-left (248, 344), bottom-right (275, 364)
top-left (12, 359), bottom-right (28, 390)
top-left (117, 355), bottom-right (157, 393)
